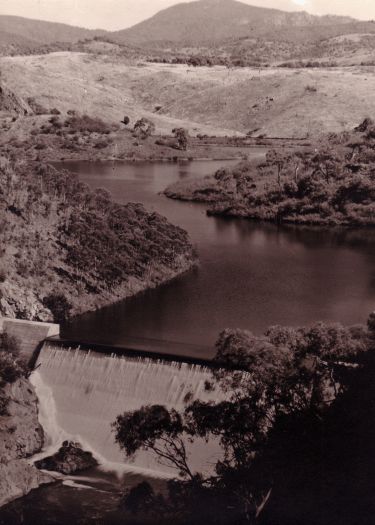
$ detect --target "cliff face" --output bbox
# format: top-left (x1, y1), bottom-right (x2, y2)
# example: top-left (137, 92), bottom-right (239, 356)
top-left (0, 378), bottom-right (53, 507)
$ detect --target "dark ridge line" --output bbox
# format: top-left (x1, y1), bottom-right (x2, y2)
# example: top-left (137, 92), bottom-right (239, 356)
top-left (41, 336), bottom-right (244, 371)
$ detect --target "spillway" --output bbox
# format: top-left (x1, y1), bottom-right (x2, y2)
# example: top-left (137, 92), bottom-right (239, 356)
top-left (32, 342), bottom-right (232, 477)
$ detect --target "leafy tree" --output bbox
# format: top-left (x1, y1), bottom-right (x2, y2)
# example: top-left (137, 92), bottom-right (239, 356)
top-left (172, 128), bottom-right (189, 151)
top-left (113, 320), bottom-right (371, 524)
top-left (133, 118), bottom-right (155, 140)
top-left (43, 293), bottom-right (72, 322)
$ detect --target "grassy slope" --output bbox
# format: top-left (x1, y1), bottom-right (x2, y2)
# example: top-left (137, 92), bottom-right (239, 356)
top-left (1, 52), bottom-right (375, 138)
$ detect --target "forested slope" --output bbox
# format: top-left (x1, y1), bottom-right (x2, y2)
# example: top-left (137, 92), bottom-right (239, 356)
top-left (0, 158), bottom-right (195, 322)
top-left (166, 121), bottom-right (375, 226)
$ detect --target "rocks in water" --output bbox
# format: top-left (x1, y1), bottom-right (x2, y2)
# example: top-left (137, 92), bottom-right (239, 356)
top-left (35, 441), bottom-right (98, 475)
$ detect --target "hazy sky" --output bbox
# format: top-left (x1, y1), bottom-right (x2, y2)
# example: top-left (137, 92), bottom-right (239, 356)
top-left (0, 0), bottom-right (374, 30)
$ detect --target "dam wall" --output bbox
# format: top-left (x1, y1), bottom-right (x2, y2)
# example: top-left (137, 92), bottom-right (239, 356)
top-left (33, 341), bottom-right (236, 477)
top-left (0, 317), bottom-right (60, 358)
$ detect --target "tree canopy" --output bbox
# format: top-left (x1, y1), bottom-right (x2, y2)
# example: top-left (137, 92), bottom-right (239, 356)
top-left (113, 318), bottom-right (373, 524)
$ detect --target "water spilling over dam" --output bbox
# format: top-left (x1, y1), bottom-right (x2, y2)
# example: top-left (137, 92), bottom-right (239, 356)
top-left (32, 342), bottom-right (232, 477)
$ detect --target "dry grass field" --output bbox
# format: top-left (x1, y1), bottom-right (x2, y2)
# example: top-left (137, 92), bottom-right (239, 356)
top-left (1, 51), bottom-right (375, 138)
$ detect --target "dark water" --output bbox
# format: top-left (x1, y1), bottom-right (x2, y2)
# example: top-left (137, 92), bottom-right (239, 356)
top-left (62, 157), bottom-right (375, 357)
top-left (0, 470), bottom-right (165, 525)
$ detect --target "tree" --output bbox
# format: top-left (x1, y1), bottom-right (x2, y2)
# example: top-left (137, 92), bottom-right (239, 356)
top-left (43, 293), bottom-right (72, 322)
top-left (113, 405), bottom-right (194, 479)
top-left (133, 118), bottom-right (155, 140)
top-left (172, 128), bottom-right (189, 151)
top-left (113, 320), bottom-right (371, 524)
top-left (264, 150), bottom-right (292, 188)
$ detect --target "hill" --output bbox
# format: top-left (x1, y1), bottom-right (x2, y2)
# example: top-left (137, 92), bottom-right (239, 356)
top-left (0, 15), bottom-right (106, 53)
top-left (113, 0), bottom-right (356, 45)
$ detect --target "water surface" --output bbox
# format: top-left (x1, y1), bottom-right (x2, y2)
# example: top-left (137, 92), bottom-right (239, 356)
top-left (62, 158), bottom-right (375, 357)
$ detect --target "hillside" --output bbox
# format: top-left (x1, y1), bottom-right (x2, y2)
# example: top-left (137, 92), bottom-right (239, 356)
top-left (1, 3), bottom-right (374, 62)
top-left (1, 52), bottom-right (375, 138)
top-left (113, 0), bottom-right (355, 45)
top-left (0, 15), bottom-right (106, 55)
top-left (0, 158), bottom-right (195, 322)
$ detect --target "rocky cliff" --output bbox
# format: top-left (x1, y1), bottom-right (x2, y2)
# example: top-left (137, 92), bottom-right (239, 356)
top-left (0, 378), bottom-right (53, 507)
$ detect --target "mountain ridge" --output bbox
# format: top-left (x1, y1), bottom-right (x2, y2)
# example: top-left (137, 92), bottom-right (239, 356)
top-left (112, 0), bottom-right (357, 44)
top-left (0, 15), bottom-right (107, 48)
top-left (0, 1), bottom-right (374, 54)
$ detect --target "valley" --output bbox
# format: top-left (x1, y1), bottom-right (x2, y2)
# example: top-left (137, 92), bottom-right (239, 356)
top-left (1, 0), bottom-right (375, 524)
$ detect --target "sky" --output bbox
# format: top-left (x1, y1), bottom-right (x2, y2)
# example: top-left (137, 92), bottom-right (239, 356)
top-left (0, 0), bottom-right (374, 30)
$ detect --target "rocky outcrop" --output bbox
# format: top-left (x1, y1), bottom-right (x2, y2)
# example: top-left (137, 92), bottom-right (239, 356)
top-left (0, 84), bottom-right (31, 116)
top-left (0, 378), bottom-right (53, 507)
top-left (35, 441), bottom-right (98, 475)
top-left (0, 281), bottom-right (51, 322)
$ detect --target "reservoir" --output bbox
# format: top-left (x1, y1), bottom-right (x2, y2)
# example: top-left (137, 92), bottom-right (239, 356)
top-left (2, 156), bottom-right (375, 524)
top-left (62, 156), bottom-right (375, 356)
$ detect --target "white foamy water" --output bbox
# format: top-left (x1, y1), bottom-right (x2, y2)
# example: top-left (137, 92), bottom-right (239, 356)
top-left (32, 343), bottom-right (230, 477)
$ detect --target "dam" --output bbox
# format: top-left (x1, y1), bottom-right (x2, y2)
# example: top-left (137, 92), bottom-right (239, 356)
top-left (0, 317), bottom-right (242, 477)
top-left (31, 339), bottom-right (235, 477)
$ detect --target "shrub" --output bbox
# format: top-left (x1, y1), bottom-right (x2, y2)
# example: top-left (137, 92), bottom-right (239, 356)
top-left (43, 293), bottom-right (72, 322)
top-left (64, 114), bottom-right (112, 134)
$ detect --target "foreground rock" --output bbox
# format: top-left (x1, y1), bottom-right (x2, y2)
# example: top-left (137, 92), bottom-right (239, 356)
top-left (35, 441), bottom-right (98, 475)
top-left (0, 379), bottom-right (53, 507)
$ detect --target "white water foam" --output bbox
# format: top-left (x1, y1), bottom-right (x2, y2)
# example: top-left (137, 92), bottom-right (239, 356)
top-left (32, 343), bottom-right (232, 478)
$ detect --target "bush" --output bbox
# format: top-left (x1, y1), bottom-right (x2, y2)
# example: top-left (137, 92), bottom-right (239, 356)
top-left (43, 293), bottom-right (72, 322)
top-left (64, 114), bottom-right (112, 134)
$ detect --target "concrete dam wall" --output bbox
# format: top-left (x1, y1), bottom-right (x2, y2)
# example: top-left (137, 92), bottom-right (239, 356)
top-left (32, 341), bottom-right (231, 477)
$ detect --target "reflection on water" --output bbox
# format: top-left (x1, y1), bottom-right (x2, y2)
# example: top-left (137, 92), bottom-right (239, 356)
top-left (61, 158), bottom-right (375, 357)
